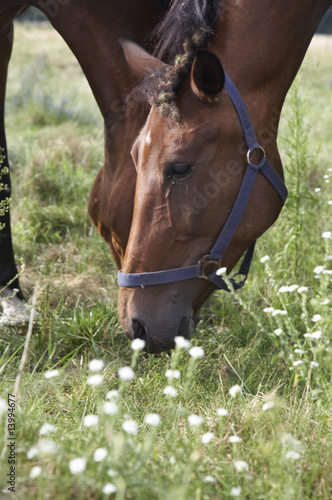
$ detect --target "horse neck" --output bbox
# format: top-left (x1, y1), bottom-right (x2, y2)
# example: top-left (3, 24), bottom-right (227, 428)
top-left (30, 0), bottom-right (164, 163)
top-left (213, 0), bottom-right (331, 113)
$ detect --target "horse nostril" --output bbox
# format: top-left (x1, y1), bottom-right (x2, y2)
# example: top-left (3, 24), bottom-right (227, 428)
top-left (132, 319), bottom-right (147, 340)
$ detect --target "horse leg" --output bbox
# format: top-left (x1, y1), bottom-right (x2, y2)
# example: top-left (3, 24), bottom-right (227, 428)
top-left (0, 20), bottom-right (29, 325)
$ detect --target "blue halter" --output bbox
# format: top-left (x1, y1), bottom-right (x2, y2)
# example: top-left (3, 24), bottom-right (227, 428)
top-left (117, 72), bottom-right (288, 291)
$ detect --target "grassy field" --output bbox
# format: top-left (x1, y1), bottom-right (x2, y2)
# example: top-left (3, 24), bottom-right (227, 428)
top-left (0, 23), bottom-right (331, 500)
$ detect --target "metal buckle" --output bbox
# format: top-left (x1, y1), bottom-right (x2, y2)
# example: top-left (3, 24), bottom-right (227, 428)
top-left (246, 145), bottom-right (266, 165)
top-left (198, 255), bottom-right (222, 280)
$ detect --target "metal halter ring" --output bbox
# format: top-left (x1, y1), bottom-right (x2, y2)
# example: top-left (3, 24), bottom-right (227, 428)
top-left (246, 145), bottom-right (266, 165)
top-left (198, 255), bottom-right (222, 280)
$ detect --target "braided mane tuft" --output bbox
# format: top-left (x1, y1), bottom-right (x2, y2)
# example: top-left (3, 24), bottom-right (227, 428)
top-left (129, 0), bottom-right (222, 120)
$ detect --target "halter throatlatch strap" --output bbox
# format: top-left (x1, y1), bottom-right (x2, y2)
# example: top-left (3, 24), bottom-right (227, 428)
top-left (117, 71), bottom-right (288, 291)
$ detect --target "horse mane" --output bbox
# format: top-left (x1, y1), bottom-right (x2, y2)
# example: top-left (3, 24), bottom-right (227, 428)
top-left (153, 0), bottom-right (220, 62)
top-left (129, 0), bottom-right (222, 121)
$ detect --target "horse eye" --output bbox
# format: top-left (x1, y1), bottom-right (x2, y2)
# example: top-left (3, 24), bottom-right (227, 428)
top-left (166, 162), bottom-right (194, 180)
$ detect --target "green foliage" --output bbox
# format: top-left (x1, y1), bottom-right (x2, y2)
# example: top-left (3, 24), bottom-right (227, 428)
top-left (282, 77), bottom-right (315, 268)
top-left (0, 25), bottom-right (331, 500)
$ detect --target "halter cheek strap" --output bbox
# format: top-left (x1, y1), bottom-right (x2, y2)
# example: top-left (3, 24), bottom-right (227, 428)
top-left (117, 71), bottom-right (288, 291)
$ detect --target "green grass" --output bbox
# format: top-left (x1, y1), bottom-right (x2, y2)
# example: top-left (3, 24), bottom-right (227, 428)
top-left (0, 24), bottom-right (331, 500)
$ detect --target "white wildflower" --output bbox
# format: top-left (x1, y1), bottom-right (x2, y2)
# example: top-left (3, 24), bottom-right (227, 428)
top-left (292, 360), bottom-right (302, 367)
top-left (234, 460), bottom-right (249, 472)
top-left (165, 369), bottom-right (181, 380)
top-left (229, 384), bottom-right (241, 397)
top-left (88, 359), bottom-right (105, 372)
top-left (189, 346), bottom-right (204, 358)
top-left (304, 330), bottom-right (322, 339)
top-left (122, 419), bottom-right (138, 435)
top-left (201, 432), bottom-right (214, 444)
top-left (94, 448), bottom-right (108, 462)
top-left (260, 255), bottom-right (270, 263)
top-left (188, 414), bottom-right (204, 427)
top-left (144, 413), bottom-right (161, 426)
top-left (320, 298), bottom-right (330, 305)
top-left (280, 433), bottom-right (302, 449)
top-left (131, 338), bottom-right (146, 350)
top-left (313, 265), bottom-right (324, 274)
top-left (272, 309), bottom-right (287, 316)
top-left (274, 328), bottom-right (282, 336)
top-left (229, 435), bottom-right (242, 443)
top-left (310, 361), bottom-right (319, 368)
top-left (103, 401), bottom-right (118, 416)
top-left (294, 349), bottom-right (304, 354)
top-left (39, 423), bottom-right (56, 436)
top-left (174, 336), bottom-right (191, 348)
top-left (203, 475), bottom-right (216, 483)
top-left (322, 231), bottom-right (331, 239)
top-left (163, 386), bottom-right (178, 397)
top-left (280, 284), bottom-right (297, 293)
top-left (44, 369), bottom-right (59, 379)
top-left (298, 286), bottom-right (308, 293)
top-left (69, 457), bottom-right (86, 474)
top-left (263, 307), bottom-right (274, 313)
top-left (262, 401), bottom-right (275, 411)
top-left (314, 187), bottom-right (321, 192)
top-left (106, 390), bottom-right (119, 400)
top-left (169, 456), bottom-right (176, 464)
top-left (230, 486), bottom-right (242, 496)
top-left (217, 408), bottom-right (229, 417)
top-left (328, 200), bottom-right (332, 205)
top-left (102, 484), bottom-right (117, 495)
top-left (285, 450), bottom-right (301, 460)
top-left (87, 374), bottom-right (103, 386)
top-left (30, 465), bottom-right (42, 479)
top-left (83, 414), bottom-right (99, 427)
top-left (27, 447), bottom-right (38, 459)
top-left (118, 366), bottom-right (135, 381)
top-left (38, 439), bottom-right (58, 456)
top-left (311, 314), bottom-right (321, 322)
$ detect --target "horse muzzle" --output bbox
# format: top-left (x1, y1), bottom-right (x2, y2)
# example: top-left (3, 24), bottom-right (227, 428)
top-left (117, 287), bottom-right (197, 353)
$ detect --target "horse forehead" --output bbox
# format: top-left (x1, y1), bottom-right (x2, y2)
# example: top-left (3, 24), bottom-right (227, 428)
top-left (139, 112), bottom-right (222, 164)
top-left (158, 122), bottom-right (221, 154)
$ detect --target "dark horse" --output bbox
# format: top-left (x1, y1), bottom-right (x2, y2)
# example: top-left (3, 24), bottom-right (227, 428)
top-left (0, 1), bottom-right (331, 352)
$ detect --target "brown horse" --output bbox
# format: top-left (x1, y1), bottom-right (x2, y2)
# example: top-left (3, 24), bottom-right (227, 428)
top-left (0, 1), bottom-right (331, 353)
top-left (116, 0), bottom-right (331, 352)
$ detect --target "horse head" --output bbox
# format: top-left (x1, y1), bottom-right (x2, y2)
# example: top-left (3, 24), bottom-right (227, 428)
top-left (117, 40), bottom-right (285, 353)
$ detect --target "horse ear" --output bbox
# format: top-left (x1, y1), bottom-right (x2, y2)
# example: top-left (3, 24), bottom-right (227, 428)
top-left (120, 39), bottom-right (167, 78)
top-left (191, 49), bottom-right (225, 100)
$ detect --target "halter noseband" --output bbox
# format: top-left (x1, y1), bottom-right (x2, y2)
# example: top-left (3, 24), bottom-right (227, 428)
top-left (117, 72), bottom-right (288, 291)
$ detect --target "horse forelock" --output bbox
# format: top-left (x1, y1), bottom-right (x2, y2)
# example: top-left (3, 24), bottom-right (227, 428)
top-left (153, 0), bottom-right (222, 62)
top-left (128, 0), bottom-right (223, 121)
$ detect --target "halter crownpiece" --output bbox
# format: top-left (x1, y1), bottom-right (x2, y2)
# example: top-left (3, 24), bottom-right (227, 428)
top-left (117, 72), bottom-right (288, 291)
